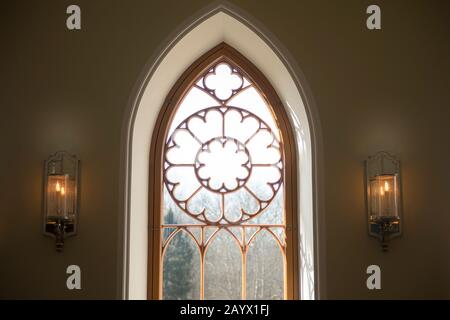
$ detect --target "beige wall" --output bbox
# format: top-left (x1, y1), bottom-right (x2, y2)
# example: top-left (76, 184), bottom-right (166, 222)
top-left (0, 0), bottom-right (449, 299)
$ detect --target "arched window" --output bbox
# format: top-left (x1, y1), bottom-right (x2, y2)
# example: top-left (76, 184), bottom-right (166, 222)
top-left (148, 43), bottom-right (299, 300)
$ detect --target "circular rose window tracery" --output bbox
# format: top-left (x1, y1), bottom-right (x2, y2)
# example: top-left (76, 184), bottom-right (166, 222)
top-left (195, 137), bottom-right (252, 194)
top-left (164, 103), bottom-right (283, 225)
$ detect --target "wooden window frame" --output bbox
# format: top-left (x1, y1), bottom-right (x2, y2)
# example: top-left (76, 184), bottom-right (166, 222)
top-left (148, 42), bottom-right (299, 300)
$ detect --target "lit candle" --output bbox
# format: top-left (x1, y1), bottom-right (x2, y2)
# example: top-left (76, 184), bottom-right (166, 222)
top-left (380, 179), bottom-right (393, 217)
top-left (56, 180), bottom-right (61, 216)
top-left (61, 186), bottom-right (66, 218)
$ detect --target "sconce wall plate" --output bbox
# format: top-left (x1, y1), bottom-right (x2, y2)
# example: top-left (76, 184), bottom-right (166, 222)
top-left (43, 151), bottom-right (79, 251)
top-left (365, 152), bottom-right (403, 251)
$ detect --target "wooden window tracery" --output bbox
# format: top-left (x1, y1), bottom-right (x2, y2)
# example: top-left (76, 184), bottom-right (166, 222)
top-left (148, 43), bottom-right (299, 300)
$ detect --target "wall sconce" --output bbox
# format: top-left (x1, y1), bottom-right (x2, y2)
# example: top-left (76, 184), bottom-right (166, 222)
top-left (43, 151), bottom-right (79, 251)
top-left (366, 152), bottom-right (402, 251)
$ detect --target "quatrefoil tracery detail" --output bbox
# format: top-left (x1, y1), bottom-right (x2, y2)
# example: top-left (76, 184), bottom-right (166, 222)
top-left (203, 63), bottom-right (244, 101)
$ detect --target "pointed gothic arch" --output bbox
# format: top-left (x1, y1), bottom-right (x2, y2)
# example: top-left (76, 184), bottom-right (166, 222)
top-left (118, 3), bottom-right (325, 300)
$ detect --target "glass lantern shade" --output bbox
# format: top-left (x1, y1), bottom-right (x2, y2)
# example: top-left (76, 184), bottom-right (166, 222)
top-left (46, 174), bottom-right (75, 220)
top-left (369, 174), bottom-right (399, 220)
top-left (43, 151), bottom-right (79, 251)
top-left (365, 152), bottom-right (403, 250)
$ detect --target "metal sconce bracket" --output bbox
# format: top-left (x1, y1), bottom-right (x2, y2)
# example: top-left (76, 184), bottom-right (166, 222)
top-left (45, 218), bottom-right (75, 251)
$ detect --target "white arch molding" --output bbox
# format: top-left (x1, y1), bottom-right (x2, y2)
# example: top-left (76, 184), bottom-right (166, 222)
top-left (117, 1), bottom-right (326, 300)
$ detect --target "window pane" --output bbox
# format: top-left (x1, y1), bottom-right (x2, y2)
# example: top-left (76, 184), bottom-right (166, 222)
top-left (204, 230), bottom-right (242, 299)
top-left (244, 185), bottom-right (284, 225)
top-left (246, 229), bottom-right (284, 300)
top-left (168, 86), bottom-right (219, 137)
top-left (163, 230), bottom-right (200, 300)
top-left (226, 86), bottom-right (280, 140)
top-left (163, 186), bottom-right (202, 225)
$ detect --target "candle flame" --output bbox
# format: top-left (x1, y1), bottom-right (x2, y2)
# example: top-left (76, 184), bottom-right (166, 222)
top-left (384, 181), bottom-right (389, 192)
top-left (56, 181), bottom-right (61, 192)
top-left (61, 187), bottom-right (65, 196)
